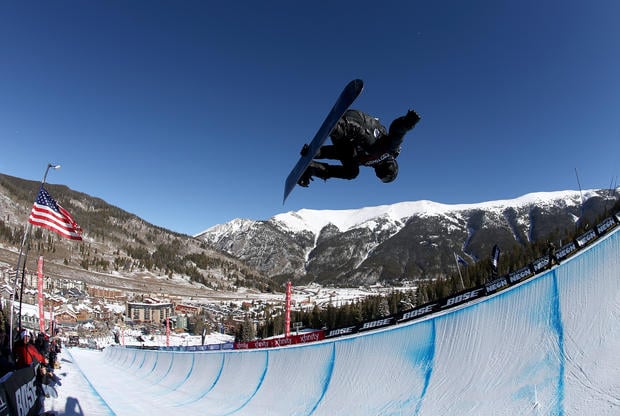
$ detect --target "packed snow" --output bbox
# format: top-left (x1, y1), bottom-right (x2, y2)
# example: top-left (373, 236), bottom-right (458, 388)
top-left (43, 226), bottom-right (620, 415)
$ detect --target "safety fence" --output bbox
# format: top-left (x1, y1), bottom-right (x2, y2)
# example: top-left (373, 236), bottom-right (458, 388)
top-left (124, 210), bottom-right (620, 352)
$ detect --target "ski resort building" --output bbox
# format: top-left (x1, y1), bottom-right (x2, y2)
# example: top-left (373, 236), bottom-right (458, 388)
top-left (126, 298), bottom-right (173, 323)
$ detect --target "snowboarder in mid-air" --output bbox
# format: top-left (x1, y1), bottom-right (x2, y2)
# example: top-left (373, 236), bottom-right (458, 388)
top-left (297, 109), bottom-right (421, 187)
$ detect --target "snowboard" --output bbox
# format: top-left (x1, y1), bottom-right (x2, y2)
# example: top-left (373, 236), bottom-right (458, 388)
top-left (283, 79), bottom-right (364, 203)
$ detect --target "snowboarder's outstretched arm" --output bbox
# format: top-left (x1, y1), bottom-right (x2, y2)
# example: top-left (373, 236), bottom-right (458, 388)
top-left (384, 110), bottom-right (421, 154)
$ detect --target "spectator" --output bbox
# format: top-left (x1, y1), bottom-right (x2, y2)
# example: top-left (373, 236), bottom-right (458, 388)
top-left (547, 241), bottom-right (560, 266)
top-left (48, 338), bottom-right (61, 370)
top-left (13, 330), bottom-right (47, 369)
top-left (0, 331), bottom-right (15, 377)
top-left (35, 332), bottom-right (50, 360)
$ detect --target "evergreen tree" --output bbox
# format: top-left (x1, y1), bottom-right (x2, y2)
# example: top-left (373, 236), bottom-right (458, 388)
top-left (378, 298), bottom-right (390, 317)
top-left (237, 315), bottom-right (256, 342)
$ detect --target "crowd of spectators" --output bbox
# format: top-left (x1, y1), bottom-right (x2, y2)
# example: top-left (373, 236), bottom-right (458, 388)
top-left (0, 324), bottom-right (63, 404)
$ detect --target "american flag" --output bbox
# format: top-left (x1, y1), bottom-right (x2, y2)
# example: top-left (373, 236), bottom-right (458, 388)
top-left (29, 186), bottom-right (83, 240)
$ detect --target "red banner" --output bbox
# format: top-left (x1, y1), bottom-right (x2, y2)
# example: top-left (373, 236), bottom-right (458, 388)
top-left (285, 281), bottom-right (292, 337)
top-left (37, 256), bottom-right (45, 333)
top-left (234, 331), bottom-right (325, 350)
top-left (166, 317), bottom-right (170, 347)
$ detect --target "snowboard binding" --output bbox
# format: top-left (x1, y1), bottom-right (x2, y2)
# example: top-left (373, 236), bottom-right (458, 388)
top-left (300, 143), bottom-right (310, 156)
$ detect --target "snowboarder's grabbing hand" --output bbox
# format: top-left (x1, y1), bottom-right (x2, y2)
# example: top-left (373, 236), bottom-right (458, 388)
top-left (297, 109), bottom-right (420, 187)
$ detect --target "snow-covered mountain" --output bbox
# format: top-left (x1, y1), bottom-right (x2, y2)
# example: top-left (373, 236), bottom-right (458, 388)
top-left (196, 189), bottom-right (620, 285)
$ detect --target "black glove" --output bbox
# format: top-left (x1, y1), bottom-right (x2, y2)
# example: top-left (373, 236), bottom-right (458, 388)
top-left (403, 110), bottom-right (421, 129)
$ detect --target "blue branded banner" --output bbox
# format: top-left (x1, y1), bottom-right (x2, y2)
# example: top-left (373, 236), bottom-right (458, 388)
top-left (556, 241), bottom-right (577, 261)
top-left (532, 255), bottom-right (551, 272)
top-left (397, 302), bottom-right (438, 323)
top-left (0, 367), bottom-right (39, 416)
top-left (439, 287), bottom-right (485, 309)
top-left (357, 316), bottom-right (395, 332)
top-left (508, 265), bottom-right (534, 284)
top-left (596, 217), bottom-right (617, 235)
top-left (575, 229), bottom-right (597, 247)
top-left (485, 276), bottom-right (509, 295)
top-left (325, 326), bottom-right (357, 339)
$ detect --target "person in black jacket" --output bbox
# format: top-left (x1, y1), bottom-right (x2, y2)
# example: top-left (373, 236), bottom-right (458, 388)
top-left (0, 330), bottom-right (15, 377)
top-left (298, 109), bottom-right (420, 187)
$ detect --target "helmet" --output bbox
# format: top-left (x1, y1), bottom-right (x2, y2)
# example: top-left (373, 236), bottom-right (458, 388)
top-left (374, 158), bottom-right (398, 183)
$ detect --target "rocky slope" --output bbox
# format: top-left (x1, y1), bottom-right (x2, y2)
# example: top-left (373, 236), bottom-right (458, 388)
top-left (197, 189), bottom-right (620, 285)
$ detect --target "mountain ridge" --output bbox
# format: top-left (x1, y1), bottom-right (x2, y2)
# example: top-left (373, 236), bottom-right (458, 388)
top-left (3, 170), bottom-right (618, 290)
top-left (197, 188), bottom-right (620, 285)
top-left (0, 173), bottom-right (273, 296)
top-left (200, 190), bottom-right (593, 238)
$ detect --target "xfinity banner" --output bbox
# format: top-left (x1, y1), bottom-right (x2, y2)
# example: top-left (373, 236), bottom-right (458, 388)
top-left (234, 331), bottom-right (326, 349)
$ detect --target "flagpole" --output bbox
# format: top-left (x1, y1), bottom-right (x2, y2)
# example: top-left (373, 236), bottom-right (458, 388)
top-left (574, 168), bottom-right (584, 225)
top-left (453, 252), bottom-right (465, 290)
top-left (17, 242), bottom-right (31, 330)
top-left (9, 163), bottom-right (60, 350)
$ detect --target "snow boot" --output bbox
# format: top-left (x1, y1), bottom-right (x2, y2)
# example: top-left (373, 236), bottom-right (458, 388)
top-left (297, 162), bottom-right (329, 187)
top-left (300, 143), bottom-right (310, 156)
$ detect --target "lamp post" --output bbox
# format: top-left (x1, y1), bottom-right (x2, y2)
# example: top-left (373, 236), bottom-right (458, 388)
top-left (10, 163), bottom-right (61, 349)
top-left (42, 163), bottom-right (61, 184)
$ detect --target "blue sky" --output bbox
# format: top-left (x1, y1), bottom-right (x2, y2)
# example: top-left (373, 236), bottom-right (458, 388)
top-left (1, 1), bottom-right (619, 235)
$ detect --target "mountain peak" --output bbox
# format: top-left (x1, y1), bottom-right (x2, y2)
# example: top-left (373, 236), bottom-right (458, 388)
top-left (197, 188), bottom-right (619, 285)
top-left (271, 190), bottom-right (588, 235)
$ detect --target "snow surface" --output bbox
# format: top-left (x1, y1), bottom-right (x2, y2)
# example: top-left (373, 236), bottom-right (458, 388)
top-left (44, 226), bottom-right (620, 415)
